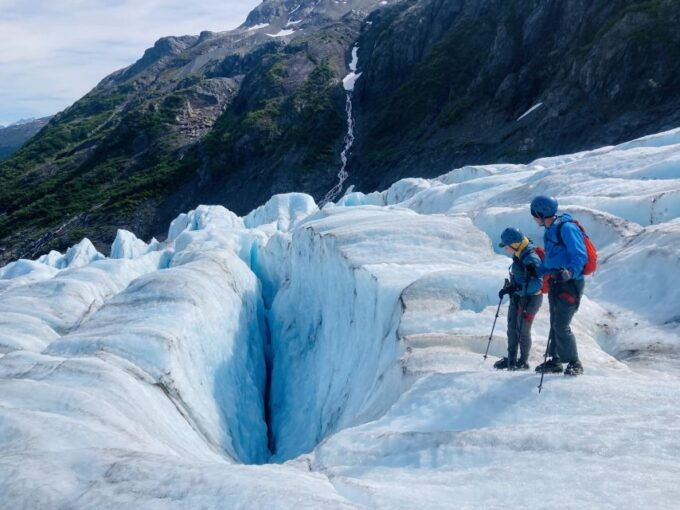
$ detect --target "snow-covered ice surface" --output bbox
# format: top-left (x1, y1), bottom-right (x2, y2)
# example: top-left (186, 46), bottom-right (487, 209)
top-left (110, 229), bottom-right (149, 259)
top-left (1, 128), bottom-right (680, 508)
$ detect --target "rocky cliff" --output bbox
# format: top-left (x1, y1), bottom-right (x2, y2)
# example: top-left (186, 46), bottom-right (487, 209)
top-left (349, 0), bottom-right (680, 191)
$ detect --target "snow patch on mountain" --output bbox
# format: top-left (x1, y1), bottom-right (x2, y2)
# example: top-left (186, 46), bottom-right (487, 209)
top-left (267, 28), bottom-right (297, 37)
top-left (342, 46), bottom-right (362, 91)
top-left (517, 102), bottom-right (543, 121)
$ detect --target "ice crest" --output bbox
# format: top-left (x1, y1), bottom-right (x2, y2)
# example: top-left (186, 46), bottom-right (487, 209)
top-left (110, 229), bottom-right (149, 259)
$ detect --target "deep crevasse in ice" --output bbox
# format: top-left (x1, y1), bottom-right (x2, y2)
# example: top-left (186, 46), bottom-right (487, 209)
top-left (0, 128), bottom-right (679, 508)
top-left (263, 207), bottom-right (501, 460)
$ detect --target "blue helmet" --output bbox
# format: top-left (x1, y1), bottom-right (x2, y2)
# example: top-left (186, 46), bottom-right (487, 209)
top-left (530, 195), bottom-right (558, 218)
top-left (498, 227), bottom-right (524, 248)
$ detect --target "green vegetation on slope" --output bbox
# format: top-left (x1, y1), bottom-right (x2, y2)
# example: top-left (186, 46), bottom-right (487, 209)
top-left (0, 24), bottom-right (352, 260)
top-left (207, 51), bottom-right (345, 175)
top-left (0, 83), bottom-right (194, 251)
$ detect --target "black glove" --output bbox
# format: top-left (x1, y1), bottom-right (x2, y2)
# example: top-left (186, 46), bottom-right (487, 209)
top-left (498, 279), bottom-right (509, 299)
top-left (551, 268), bottom-right (572, 282)
top-left (498, 280), bottom-right (518, 299)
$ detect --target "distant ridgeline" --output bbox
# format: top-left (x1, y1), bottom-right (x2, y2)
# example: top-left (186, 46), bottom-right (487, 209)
top-left (0, 117), bottom-right (52, 161)
top-left (1, 0), bottom-right (678, 264)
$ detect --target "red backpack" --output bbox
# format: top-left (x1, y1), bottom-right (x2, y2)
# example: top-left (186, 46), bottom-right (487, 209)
top-left (534, 246), bottom-right (550, 294)
top-left (556, 219), bottom-right (598, 276)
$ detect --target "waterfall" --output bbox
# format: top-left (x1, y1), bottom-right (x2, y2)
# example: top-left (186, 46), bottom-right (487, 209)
top-left (320, 45), bottom-right (361, 207)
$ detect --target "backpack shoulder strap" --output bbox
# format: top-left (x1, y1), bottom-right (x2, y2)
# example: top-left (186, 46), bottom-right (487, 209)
top-left (572, 219), bottom-right (588, 238)
top-left (555, 218), bottom-right (570, 246)
top-left (557, 218), bottom-right (588, 245)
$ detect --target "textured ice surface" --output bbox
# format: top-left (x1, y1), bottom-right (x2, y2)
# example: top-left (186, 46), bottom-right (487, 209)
top-left (110, 229), bottom-right (149, 259)
top-left (265, 207), bottom-right (499, 461)
top-left (0, 128), bottom-right (679, 508)
top-left (0, 252), bottom-right (165, 353)
top-left (244, 192), bottom-right (318, 232)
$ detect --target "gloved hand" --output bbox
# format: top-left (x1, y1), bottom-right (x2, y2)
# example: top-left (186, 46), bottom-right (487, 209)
top-left (551, 268), bottom-right (572, 282)
top-left (498, 281), bottom-right (519, 299)
top-left (498, 279), bottom-right (509, 299)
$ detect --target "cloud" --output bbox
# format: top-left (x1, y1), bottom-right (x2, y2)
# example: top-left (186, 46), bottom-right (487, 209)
top-left (0, 0), bottom-right (261, 125)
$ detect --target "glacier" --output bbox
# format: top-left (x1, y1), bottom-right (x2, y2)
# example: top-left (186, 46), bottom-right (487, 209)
top-left (1, 128), bottom-right (679, 508)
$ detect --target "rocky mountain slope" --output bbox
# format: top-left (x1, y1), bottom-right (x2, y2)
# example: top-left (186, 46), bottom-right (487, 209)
top-left (1, 0), bottom-right (678, 263)
top-left (349, 0), bottom-right (680, 191)
top-left (0, 117), bottom-right (52, 161)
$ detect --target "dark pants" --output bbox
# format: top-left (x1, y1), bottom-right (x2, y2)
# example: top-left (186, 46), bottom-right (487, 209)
top-left (548, 279), bottom-right (585, 363)
top-left (507, 293), bottom-right (543, 364)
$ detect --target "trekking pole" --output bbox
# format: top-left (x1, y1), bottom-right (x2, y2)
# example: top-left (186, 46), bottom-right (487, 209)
top-left (515, 284), bottom-right (528, 369)
top-left (538, 278), bottom-right (555, 393)
top-left (538, 329), bottom-right (552, 393)
top-left (484, 279), bottom-right (508, 360)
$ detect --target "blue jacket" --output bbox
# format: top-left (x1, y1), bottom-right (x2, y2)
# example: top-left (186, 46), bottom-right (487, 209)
top-left (510, 243), bottom-right (543, 296)
top-left (540, 213), bottom-right (587, 280)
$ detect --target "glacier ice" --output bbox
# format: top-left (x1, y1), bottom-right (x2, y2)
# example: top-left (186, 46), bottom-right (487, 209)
top-left (266, 207), bottom-right (500, 460)
top-left (0, 252), bottom-right (165, 353)
top-left (110, 229), bottom-right (149, 259)
top-left (0, 127), bottom-right (679, 508)
top-left (46, 247), bottom-right (270, 464)
top-left (0, 259), bottom-right (59, 294)
top-left (61, 238), bottom-right (105, 269)
top-left (244, 192), bottom-right (318, 232)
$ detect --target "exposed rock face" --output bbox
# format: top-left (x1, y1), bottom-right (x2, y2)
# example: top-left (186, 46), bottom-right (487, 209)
top-left (244, 0), bottom-right (383, 27)
top-left (0, 117), bottom-right (52, 161)
top-left (0, 0), bottom-right (678, 264)
top-left (349, 0), bottom-right (680, 190)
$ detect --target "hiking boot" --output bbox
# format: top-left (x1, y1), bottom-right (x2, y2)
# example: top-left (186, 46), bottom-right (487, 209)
top-left (493, 357), bottom-right (515, 370)
top-left (512, 361), bottom-right (530, 371)
top-left (534, 358), bottom-right (563, 374)
top-left (564, 361), bottom-right (584, 376)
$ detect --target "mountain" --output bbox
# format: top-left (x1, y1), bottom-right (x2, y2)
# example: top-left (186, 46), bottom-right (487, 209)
top-left (1, 127), bottom-right (679, 508)
top-left (1, 0), bottom-right (678, 264)
top-left (350, 0), bottom-right (680, 191)
top-left (0, 116), bottom-right (52, 161)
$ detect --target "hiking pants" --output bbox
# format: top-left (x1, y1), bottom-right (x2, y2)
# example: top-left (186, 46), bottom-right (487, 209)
top-left (507, 293), bottom-right (543, 364)
top-left (548, 278), bottom-right (585, 363)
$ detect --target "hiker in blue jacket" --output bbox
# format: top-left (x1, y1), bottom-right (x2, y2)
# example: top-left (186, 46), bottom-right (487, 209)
top-left (494, 228), bottom-right (543, 371)
top-left (530, 195), bottom-right (587, 376)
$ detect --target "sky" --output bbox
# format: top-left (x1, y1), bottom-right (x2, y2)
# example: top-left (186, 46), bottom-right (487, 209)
top-left (0, 0), bottom-right (262, 126)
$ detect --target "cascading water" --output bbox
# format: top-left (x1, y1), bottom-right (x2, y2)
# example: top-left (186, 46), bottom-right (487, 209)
top-left (320, 45), bottom-right (362, 206)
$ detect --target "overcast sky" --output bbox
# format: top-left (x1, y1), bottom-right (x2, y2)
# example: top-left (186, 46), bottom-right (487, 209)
top-left (0, 0), bottom-right (261, 126)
